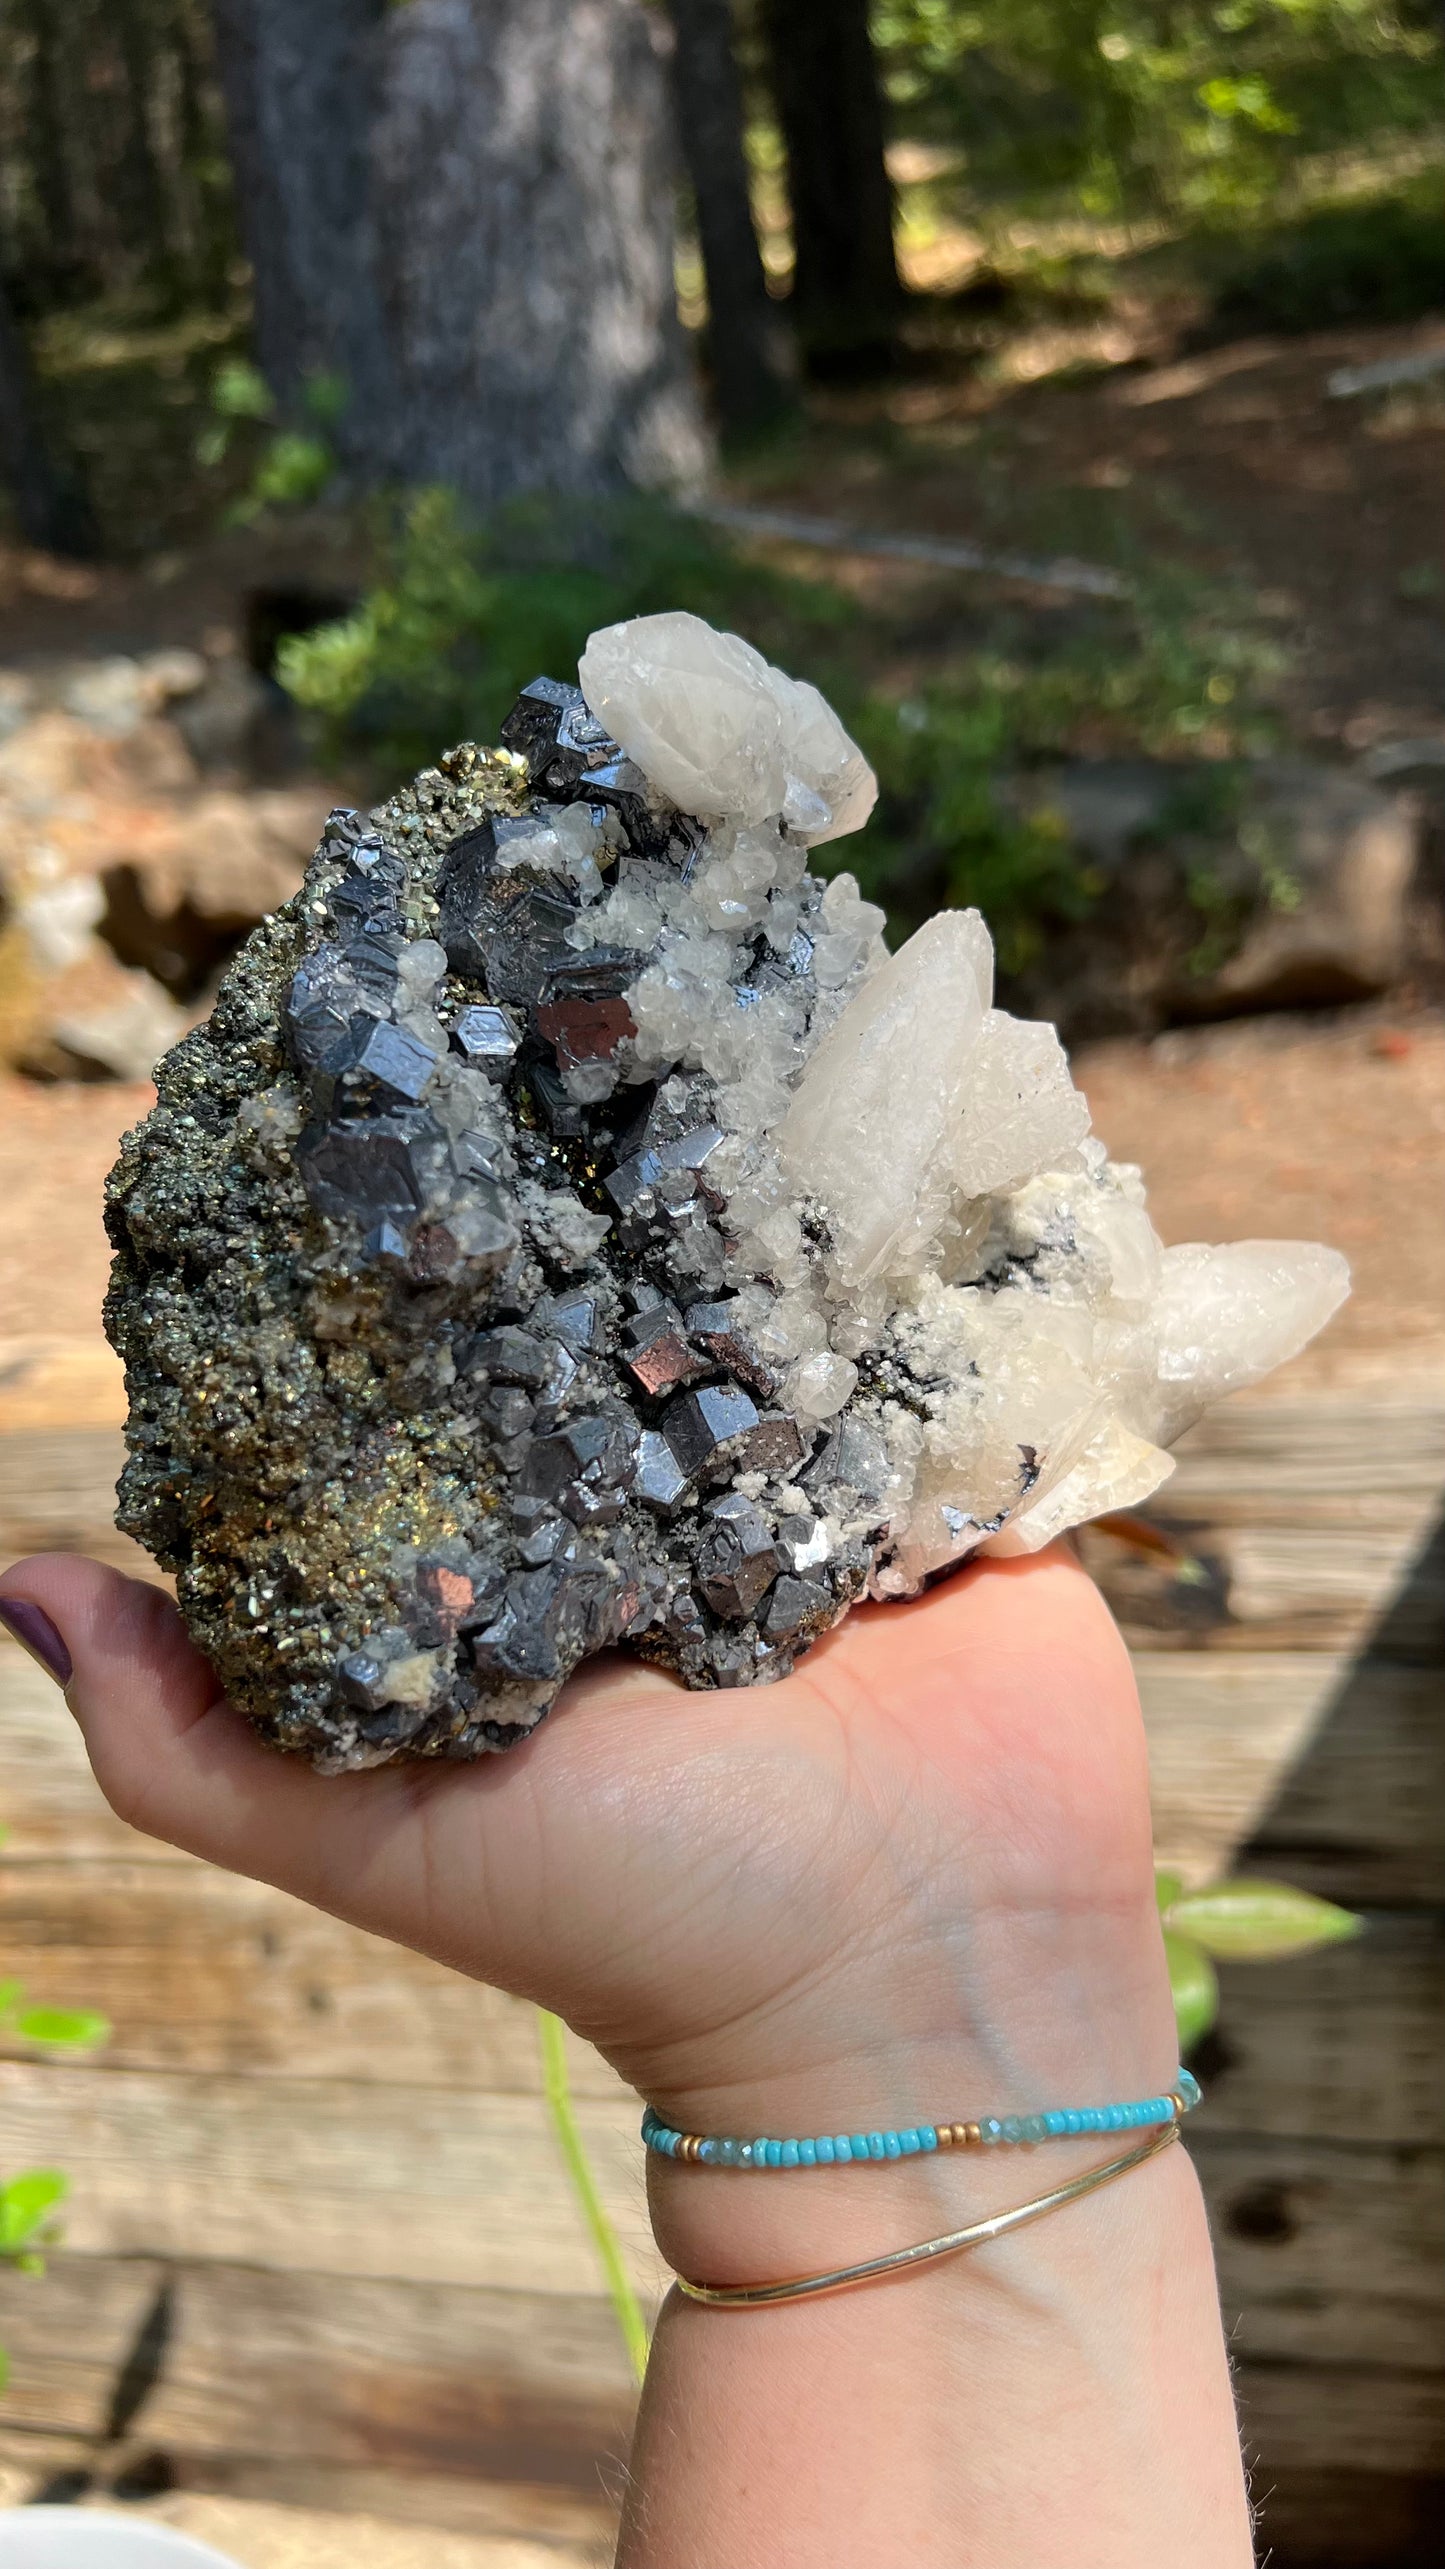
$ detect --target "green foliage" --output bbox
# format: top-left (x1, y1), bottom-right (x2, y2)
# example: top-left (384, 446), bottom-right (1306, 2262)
top-left (198, 362), bottom-right (344, 520)
top-left (1, 1866), bottom-right (108, 2391)
top-left (0, 1979), bottom-right (108, 2053)
top-left (1157, 1865), bottom-right (1362, 2051)
top-left (0, 2170), bottom-right (68, 2274)
top-left (873, 1), bottom-right (1445, 224)
top-left (281, 487), bottom-right (847, 772)
top-left (1168, 1878), bottom-right (1361, 1961)
top-left (281, 491), bottom-right (1281, 963)
top-left (537, 2010), bottom-right (651, 2385)
top-left (1200, 173), bottom-right (1445, 334)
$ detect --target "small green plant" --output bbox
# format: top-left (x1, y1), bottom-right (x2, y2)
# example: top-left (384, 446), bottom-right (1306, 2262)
top-left (198, 359), bottom-right (344, 521)
top-left (0, 1960), bottom-right (109, 2392)
top-left (537, 2009), bottom-right (650, 2386)
top-left (1157, 1866), bottom-right (1361, 2052)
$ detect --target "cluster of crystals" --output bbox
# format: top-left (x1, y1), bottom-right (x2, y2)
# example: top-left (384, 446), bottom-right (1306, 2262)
top-left (247, 607), bottom-right (1346, 1762)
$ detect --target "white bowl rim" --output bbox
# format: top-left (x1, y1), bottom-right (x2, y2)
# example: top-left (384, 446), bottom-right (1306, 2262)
top-left (0, 2509), bottom-right (242, 2565)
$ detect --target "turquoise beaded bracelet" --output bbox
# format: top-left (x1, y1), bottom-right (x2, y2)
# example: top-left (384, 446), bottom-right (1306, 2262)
top-left (643, 2064), bottom-right (1200, 2168)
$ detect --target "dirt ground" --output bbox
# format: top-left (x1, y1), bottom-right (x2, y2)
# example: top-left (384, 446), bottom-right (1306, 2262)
top-left (3, 999), bottom-right (1439, 1355)
top-left (761, 311), bottom-right (1445, 750)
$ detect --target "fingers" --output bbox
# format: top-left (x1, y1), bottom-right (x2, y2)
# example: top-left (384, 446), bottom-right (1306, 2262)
top-left (0, 1553), bottom-right (434, 1921)
top-left (0, 1553), bottom-right (686, 1988)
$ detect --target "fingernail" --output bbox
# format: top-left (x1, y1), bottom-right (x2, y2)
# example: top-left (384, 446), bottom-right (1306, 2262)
top-left (0, 1599), bottom-right (73, 1688)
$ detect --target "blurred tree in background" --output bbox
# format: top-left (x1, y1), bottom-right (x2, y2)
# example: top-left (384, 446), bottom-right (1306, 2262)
top-left (665, 0), bottom-right (795, 441)
top-left (0, 0), bottom-right (235, 317)
top-left (210, 0), bottom-right (707, 505)
top-left (3, 0), bottom-right (1445, 537)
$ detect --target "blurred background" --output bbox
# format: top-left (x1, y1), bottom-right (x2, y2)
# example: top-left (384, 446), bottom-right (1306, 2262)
top-left (0, 4), bottom-right (1441, 2563)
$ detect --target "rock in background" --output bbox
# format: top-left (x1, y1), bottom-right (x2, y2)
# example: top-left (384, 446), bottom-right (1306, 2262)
top-left (1006, 754), bottom-right (1422, 1039)
top-left (0, 645), bottom-right (335, 1078)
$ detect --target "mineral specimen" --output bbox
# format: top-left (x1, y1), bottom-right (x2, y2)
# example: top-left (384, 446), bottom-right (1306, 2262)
top-left (104, 610), bottom-right (1349, 1767)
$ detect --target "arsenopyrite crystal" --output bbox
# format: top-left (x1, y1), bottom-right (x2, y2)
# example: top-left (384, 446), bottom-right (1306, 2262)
top-left (104, 610), bottom-right (1348, 1767)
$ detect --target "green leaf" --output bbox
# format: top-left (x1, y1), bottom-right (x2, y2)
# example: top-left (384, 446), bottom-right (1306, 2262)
top-left (0, 2169), bottom-right (67, 2253)
top-left (16, 2006), bottom-right (109, 2051)
top-left (1154, 1868), bottom-right (1185, 1915)
top-left (1170, 1880), bottom-right (1362, 1961)
top-left (212, 358), bottom-right (273, 423)
top-left (36, 2006), bottom-right (107, 2050)
top-left (1164, 1930), bottom-right (1218, 2053)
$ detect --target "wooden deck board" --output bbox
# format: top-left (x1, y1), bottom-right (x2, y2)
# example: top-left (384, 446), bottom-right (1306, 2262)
top-left (1, 1348), bottom-right (1441, 2563)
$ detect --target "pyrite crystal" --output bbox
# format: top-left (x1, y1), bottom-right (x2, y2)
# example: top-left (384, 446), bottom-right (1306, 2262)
top-left (105, 613), bottom-right (1349, 1767)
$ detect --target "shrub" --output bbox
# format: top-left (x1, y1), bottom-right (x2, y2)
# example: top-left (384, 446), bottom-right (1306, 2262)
top-left (280, 490), bottom-right (1282, 968)
top-left (1203, 176), bottom-right (1445, 336)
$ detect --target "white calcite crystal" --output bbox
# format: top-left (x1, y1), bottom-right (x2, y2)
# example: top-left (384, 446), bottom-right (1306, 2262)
top-left (576, 611), bottom-right (1348, 1600)
top-left (579, 610), bottom-right (877, 844)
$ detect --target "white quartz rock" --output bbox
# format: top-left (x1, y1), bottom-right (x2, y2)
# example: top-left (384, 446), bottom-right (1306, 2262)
top-left (579, 611), bottom-right (876, 843)
top-left (778, 909), bottom-right (995, 1287)
top-left (1146, 1240), bottom-right (1351, 1440)
top-left (983, 1418), bottom-right (1176, 1558)
top-left (948, 1010), bottom-right (1092, 1201)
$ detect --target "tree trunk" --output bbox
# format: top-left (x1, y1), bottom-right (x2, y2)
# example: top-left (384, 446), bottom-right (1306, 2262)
top-left (758, 0), bottom-right (901, 373)
top-left (16, 0), bottom-right (80, 305)
top-left (371, 0), bottom-right (707, 504)
top-left (208, 0), bottom-right (401, 466)
top-left (0, 273), bottom-right (96, 555)
top-left (665, 0), bottom-right (792, 443)
top-left (210, 0), bottom-right (706, 506)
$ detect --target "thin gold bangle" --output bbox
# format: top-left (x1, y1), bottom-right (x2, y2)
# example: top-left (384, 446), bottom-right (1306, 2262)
top-left (674, 2119), bottom-right (1180, 2308)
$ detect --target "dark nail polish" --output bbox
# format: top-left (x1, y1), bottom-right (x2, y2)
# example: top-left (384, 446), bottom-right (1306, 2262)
top-left (0, 1599), bottom-right (73, 1688)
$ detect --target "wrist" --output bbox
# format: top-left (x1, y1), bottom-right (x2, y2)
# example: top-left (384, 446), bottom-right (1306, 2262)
top-left (640, 1910), bottom-right (1183, 2292)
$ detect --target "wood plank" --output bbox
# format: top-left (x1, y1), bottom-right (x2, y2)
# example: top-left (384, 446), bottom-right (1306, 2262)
top-left (0, 1645), bottom-right (176, 1858)
top-left (0, 2060), bottom-right (668, 2300)
top-left (0, 1858), bottom-right (626, 2098)
top-left (0, 1425), bottom-right (159, 1581)
top-left (1191, 2133), bottom-right (1445, 2372)
top-left (1139, 1649), bottom-right (1361, 1885)
top-left (9, 1629), bottom-right (1434, 1900)
top-left (0, 2434), bottom-right (621, 2558)
top-left (1, 1658), bottom-right (1436, 2102)
top-left (0, 1337), bottom-right (126, 1434)
top-left (1138, 1652), bottom-right (1445, 1900)
top-left (1195, 1916), bottom-right (1445, 2147)
top-left (1164, 1389), bottom-right (1445, 1508)
top-left (0, 2254), bottom-right (637, 2476)
top-left (0, 2132), bottom-right (1430, 2479)
top-left (1233, 2365), bottom-right (1445, 2569)
top-left (1084, 1510), bottom-right (1445, 1656)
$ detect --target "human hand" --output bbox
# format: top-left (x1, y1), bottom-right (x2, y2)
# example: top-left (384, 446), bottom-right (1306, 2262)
top-left (0, 1546), bottom-right (1172, 2272)
top-left (6, 1552), bottom-right (1252, 2566)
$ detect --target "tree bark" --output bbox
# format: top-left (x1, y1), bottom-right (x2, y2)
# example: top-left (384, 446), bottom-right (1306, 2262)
top-left (209, 0), bottom-right (707, 506)
top-left (758, 0), bottom-right (901, 373)
top-left (208, 0), bottom-right (401, 468)
top-left (0, 272), bottom-right (96, 554)
top-left (371, 0), bottom-right (707, 504)
top-left (665, 0), bottom-right (792, 443)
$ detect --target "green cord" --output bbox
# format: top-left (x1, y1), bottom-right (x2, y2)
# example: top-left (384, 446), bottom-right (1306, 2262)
top-left (536, 2007), bottom-right (651, 2387)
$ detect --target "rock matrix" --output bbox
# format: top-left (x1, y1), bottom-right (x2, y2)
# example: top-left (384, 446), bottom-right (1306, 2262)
top-left (105, 612), bottom-right (1348, 1766)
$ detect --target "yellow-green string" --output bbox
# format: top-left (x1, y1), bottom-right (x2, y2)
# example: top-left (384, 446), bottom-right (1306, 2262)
top-left (536, 2007), bottom-right (651, 2387)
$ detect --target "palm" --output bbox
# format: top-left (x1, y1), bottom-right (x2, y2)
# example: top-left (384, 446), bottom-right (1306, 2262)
top-left (2, 1546), bottom-right (1161, 2119)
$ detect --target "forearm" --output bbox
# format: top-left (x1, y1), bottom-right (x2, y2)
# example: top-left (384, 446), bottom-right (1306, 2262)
top-left (621, 2138), bottom-right (1251, 2569)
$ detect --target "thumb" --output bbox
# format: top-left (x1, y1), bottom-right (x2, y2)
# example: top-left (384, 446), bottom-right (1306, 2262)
top-left (0, 1554), bottom-right (442, 1925)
